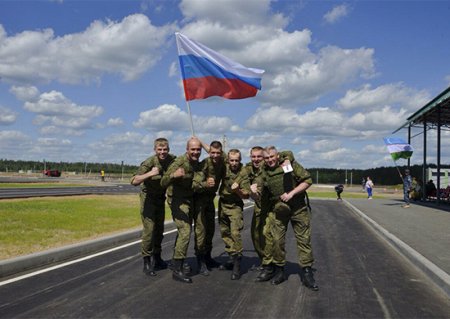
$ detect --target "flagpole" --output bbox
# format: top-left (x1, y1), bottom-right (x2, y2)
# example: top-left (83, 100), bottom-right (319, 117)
top-left (186, 100), bottom-right (195, 136)
top-left (392, 159), bottom-right (403, 180)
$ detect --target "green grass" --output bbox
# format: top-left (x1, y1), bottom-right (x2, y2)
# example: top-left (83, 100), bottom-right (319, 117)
top-left (0, 195), bottom-right (143, 259)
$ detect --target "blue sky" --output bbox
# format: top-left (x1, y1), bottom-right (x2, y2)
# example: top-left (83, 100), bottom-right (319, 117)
top-left (1, 0), bottom-right (449, 169)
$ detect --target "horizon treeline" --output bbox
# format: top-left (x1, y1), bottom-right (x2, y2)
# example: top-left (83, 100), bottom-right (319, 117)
top-left (0, 159), bottom-right (138, 176)
top-left (0, 159), bottom-right (448, 186)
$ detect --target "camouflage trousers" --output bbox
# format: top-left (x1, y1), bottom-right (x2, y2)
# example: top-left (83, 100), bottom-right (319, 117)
top-left (193, 193), bottom-right (216, 255)
top-left (218, 199), bottom-right (243, 256)
top-left (269, 200), bottom-right (314, 267)
top-left (251, 203), bottom-right (267, 260)
top-left (140, 193), bottom-right (166, 257)
top-left (168, 196), bottom-right (194, 259)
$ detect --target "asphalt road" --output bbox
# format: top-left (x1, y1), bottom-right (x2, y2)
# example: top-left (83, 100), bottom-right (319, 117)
top-left (1, 201), bottom-right (449, 318)
top-left (0, 184), bottom-right (138, 199)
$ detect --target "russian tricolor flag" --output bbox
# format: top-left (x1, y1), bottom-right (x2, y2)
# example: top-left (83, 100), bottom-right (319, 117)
top-left (175, 32), bottom-right (265, 101)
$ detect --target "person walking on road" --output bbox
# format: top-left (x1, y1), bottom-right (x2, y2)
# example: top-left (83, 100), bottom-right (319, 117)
top-left (131, 138), bottom-right (176, 276)
top-left (335, 184), bottom-right (344, 200)
top-left (259, 146), bottom-right (318, 290)
top-left (161, 137), bottom-right (203, 283)
top-left (401, 169), bottom-right (412, 208)
top-left (365, 177), bottom-right (374, 199)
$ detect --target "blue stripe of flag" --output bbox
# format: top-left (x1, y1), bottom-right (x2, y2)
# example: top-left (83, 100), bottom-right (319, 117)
top-left (178, 55), bottom-right (262, 90)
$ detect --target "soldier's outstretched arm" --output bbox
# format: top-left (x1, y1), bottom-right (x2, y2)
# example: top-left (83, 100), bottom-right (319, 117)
top-left (279, 150), bottom-right (295, 163)
top-left (199, 139), bottom-right (210, 153)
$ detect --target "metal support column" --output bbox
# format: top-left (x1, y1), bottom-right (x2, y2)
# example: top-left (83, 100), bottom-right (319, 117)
top-left (437, 106), bottom-right (441, 205)
top-left (423, 120), bottom-right (427, 201)
top-left (407, 125), bottom-right (411, 169)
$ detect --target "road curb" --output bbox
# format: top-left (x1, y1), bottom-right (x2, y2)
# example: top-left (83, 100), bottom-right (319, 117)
top-left (343, 200), bottom-right (450, 298)
top-left (0, 228), bottom-right (141, 279)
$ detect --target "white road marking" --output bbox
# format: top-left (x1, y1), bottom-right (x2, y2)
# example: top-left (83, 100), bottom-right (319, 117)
top-left (0, 228), bottom-right (178, 287)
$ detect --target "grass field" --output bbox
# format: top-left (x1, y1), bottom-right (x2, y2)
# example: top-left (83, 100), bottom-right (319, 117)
top-left (0, 186), bottom-right (399, 260)
top-left (0, 194), bottom-right (142, 260)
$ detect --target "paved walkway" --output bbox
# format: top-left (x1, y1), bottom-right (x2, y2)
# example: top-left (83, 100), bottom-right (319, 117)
top-left (344, 197), bottom-right (450, 297)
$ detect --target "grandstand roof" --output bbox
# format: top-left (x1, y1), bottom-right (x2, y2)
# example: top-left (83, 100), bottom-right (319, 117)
top-left (393, 85), bottom-right (450, 133)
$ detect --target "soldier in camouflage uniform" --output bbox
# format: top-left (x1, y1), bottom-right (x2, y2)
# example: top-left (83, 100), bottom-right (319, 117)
top-left (245, 146), bottom-right (268, 271)
top-left (193, 140), bottom-right (225, 275)
top-left (218, 149), bottom-right (250, 280)
top-left (247, 148), bottom-right (295, 281)
top-left (261, 146), bottom-right (318, 290)
top-left (131, 138), bottom-right (176, 276)
top-left (161, 137), bottom-right (203, 283)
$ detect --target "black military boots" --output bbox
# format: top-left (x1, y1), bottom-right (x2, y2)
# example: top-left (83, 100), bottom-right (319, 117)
top-left (230, 255), bottom-right (241, 280)
top-left (270, 265), bottom-right (285, 285)
top-left (172, 259), bottom-right (192, 283)
top-left (302, 266), bottom-right (319, 291)
top-left (197, 255), bottom-right (210, 276)
top-left (153, 253), bottom-right (168, 270)
top-left (143, 256), bottom-right (156, 276)
top-left (255, 264), bottom-right (275, 282)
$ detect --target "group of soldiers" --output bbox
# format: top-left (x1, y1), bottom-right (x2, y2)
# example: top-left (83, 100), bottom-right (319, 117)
top-left (131, 136), bottom-right (318, 291)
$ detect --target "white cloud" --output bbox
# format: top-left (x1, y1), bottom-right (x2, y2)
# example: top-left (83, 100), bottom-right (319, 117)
top-left (264, 46), bottom-right (375, 106)
top-left (347, 106), bottom-right (408, 130)
top-left (338, 83), bottom-right (430, 111)
top-left (106, 117), bottom-right (124, 127)
top-left (0, 130), bottom-right (33, 160)
top-left (312, 139), bottom-right (342, 152)
top-left (362, 144), bottom-right (386, 154)
top-left (133, 104), bottom-right (190, 131)
top-left (0, 130), bottom-right (29, 145)
top-left (24, 90), bottom-right (103, 117)
top-left (323, 4), bottom-right (350, 24)
top-left (19, 90), bottom-right (103, 134)
top-left (0, 106), bottom-right (17, 125)
top-left (39, 125), bottom-right (84, 136)
top-left (0, 14), bottom-right (175, 84)
top-left (133, 103), bottom-right (237, 134)
top-left (193, 115), bottom-right (234, 133)
top-left (168, 62), bottom-right (178, 77)
top-left (246, 106), bottom-right (352, 135)
top-left (180, 0), bottom-right (284, 28)
top-left (25, 137), bottom-right (74, 161)
top-left (87, 131), bottom-right (168, 164)
top-left (10, 86), bottom-right (40, 102)
top-left (246, 104), bottom-right (404, 140)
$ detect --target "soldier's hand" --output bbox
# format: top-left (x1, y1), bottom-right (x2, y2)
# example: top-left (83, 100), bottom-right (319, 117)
top-left (173, 167), bottom-right (185, 178)
top-left (280, 192), bottom-right (293, 202)
top-left (231, 182), bottom-right (239, 191)
top-left (250, 183), bottom-right (259, 194)
top-left (281, 159), bottom-right (291, 167)
top-left (150, 167), bottom-right (159, 176)
top-left (206, 177), bottom-right (215, 187)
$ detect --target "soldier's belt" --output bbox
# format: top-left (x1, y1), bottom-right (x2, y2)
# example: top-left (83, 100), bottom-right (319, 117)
top-left (219, 196), bottom-right (242, 205)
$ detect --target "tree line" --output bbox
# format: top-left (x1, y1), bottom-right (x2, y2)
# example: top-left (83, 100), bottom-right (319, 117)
top-left (0, 159), bottom-right (138, 175)
top-left (2, 159), bottom-right (447, 186)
